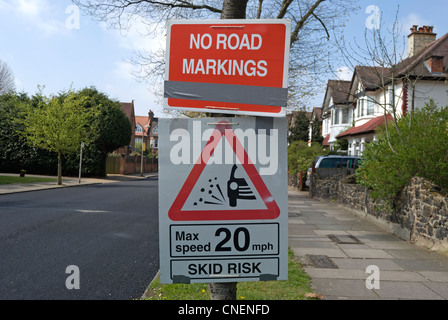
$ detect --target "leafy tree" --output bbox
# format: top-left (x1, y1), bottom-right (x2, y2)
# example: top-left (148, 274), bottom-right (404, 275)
top-left (356, 100), bottom-right (448, 201)
top-left (311, 117), bottom-right (323, 144)
top-left (288, 140), bottom-right (327, 174)
top-left (0, 92), bottom-right (58, 174)
top-left (17, 90), bottom-right (96, 185)
top-left (288, 111), bottom-right (310, 144)
top-left (74, 87), bottom-right (132, 177)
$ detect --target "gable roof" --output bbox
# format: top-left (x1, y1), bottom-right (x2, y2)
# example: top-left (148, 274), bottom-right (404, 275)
top-left (351, 31), bottom-right (448, 94)
top-left (311, 106), bottom-right (322, 120)
top-left (328, 80), bottom-right (351, 104)
top-left (120, 102), bottom-right (135, 120)
top-left (336, 114), bottom-right (393, 139)
top-left (323, 80), bottom-right (351, 109)
top-left (322, 134), bottom-right (330, 147)
top-left (135, 115), bottom-right (150, 136)
top-left (395, 31), bottom-right (448, 78)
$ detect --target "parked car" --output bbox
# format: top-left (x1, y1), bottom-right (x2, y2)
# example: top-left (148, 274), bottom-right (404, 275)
top-left (305, 155), bottom-right (361, 187)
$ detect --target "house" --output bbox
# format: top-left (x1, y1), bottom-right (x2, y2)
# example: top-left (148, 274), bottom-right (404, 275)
top-left (134, 109), bottom-right (159, 154)
top-left (334, 25), bottom-right (448, 156)
top-left (321, 80), bottom-right (353, 151)
top-left (135, 115), bottom-right (150, 148)
top-left (147, 110), bottom-right (159, 154)
top-left (115, 101), bottom-right (136, 155)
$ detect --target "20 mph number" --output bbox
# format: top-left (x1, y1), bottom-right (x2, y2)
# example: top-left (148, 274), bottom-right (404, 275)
top-left (215, 227), bottom-right (250, 252)
top-left (170, 224), bottom-right (278, 257)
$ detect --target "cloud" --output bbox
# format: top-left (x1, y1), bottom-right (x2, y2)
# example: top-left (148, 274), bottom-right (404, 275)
top-left (0, 0), bottom-right (67, 36)
top-left (400, 12), bottom-right (432, 33)
top-left (335, 65), bottom-right (353, 81)
top-left (100, 16), bottom-right (165, 52)
top-left (16, 0), bottom-right (41, 16)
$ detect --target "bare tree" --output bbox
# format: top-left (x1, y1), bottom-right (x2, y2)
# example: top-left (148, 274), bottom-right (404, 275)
top-left (73, 0), bottom-right (359, 114)
top-left (0, 60), bottom-right (16, 95)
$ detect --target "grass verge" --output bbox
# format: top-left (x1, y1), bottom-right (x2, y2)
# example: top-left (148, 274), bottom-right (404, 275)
top-left (144, 249), bottom-right (318, 300)
top-left (0, 175), bottom-right (58, 185)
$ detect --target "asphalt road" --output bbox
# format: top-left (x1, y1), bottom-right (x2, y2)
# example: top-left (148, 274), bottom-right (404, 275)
top-left (0, 177), bottom-right (159, 300)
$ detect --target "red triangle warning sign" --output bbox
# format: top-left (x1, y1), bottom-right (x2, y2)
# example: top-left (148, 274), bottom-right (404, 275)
top-left (168, 121), bottom-right (280, 221)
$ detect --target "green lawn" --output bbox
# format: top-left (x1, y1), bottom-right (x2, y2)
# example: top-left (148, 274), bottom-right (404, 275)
top-left (144, 249), bottom-right (318, 300)
top-left (0, 175), bottom-right (58, 185)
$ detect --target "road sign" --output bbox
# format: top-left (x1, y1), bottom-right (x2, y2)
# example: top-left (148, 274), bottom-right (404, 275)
top-left (164, 19), bottom-right (291, 117)
top-left (168, 121), bottom-right (280, 221)
top-left (158, 117), bottom-right (288, 284)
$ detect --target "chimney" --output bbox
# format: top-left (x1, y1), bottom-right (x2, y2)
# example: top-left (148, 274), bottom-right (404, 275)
top-left (408, 25), bottom-right (437, 57)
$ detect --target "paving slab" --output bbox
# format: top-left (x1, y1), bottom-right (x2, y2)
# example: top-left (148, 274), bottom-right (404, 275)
top-left (372, 281), bottom-right (444, 300)
top-left (331, 258), bottom-right (404, 271)
top-left (288, 189), bottom-right (448, 300)
top-left (310, 278), bottom-right (379, 299)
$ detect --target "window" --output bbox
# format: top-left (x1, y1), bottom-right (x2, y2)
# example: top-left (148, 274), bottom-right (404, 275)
top-left (342, 108), bottom-right (349, 124)
top-left (319, 158), bottom-right (342, 168)
top-left (153, 125), bottom-right (159, 134)
top-left (135, 124), bottom-right (142, 133)
top-left (334, 109), bottom-right (339, 125)
top-left (367, 98), bottom-right (374, 115)
top-left (360, 98), bottom-right (365, 116)
top-left (388, 87), bottom-right (394, 110)
top-left (151, 139), bottom-right (159, 149)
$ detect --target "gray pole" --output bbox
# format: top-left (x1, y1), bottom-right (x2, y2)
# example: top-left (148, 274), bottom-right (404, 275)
top-left (207, 0), bottom-right (249, 301)
top-left (78, 142), bottom-right (84, 184)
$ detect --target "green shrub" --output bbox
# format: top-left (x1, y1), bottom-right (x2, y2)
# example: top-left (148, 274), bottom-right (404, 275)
top-left (288, 140), bottom-right (328, 175)
top-left (356, 100), bottom-right (448, 201)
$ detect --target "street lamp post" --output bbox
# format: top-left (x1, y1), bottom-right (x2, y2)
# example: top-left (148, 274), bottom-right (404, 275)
top-left (79, 142), bottom-right (85, 184)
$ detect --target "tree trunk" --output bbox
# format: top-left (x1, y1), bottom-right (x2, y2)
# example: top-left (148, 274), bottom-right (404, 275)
top-left (207, 0), bottom-right (249, 300)
top-left (209, 282), bottom-right (237, 300)
top-left (220, 0), bottom-right (248, 19)
top-left (57, 152), bottom-right (62, 185)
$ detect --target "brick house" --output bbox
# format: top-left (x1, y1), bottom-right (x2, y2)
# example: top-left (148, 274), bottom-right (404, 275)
top-left (134, 109), bottom-right (159, 154)
top-left (114, 101), bottom-right (136, 155)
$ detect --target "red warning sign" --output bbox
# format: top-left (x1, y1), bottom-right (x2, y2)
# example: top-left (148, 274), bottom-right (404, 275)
top-left (164, 19), bottom-right (291, 117)
top-left (168, 122), bottom-right (280, 221)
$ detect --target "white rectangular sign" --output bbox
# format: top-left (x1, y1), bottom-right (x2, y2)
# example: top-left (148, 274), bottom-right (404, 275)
top-left (158, 117), bottom-right (288, 284)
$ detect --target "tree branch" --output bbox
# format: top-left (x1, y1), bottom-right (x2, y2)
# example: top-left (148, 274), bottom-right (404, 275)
top-left (256, 0), bottom-right (264, 19)
top-left (277, 0), bottom-right (293, 19)
top-left (290, 0), bottom-right (326, 46)
top-left (311, 12), bottom-right (329, 41)
top-left (147, 0), bottom-right (221, 13)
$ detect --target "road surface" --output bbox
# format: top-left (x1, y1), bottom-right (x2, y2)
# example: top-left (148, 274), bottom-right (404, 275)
top-left (0, 177), bottom-right (159, 300)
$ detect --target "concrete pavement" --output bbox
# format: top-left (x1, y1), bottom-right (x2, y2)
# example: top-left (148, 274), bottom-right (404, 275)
top-left (288, 188), bottom-right (448, 300)
top-left (0, 173), bottom-right (158, 195)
